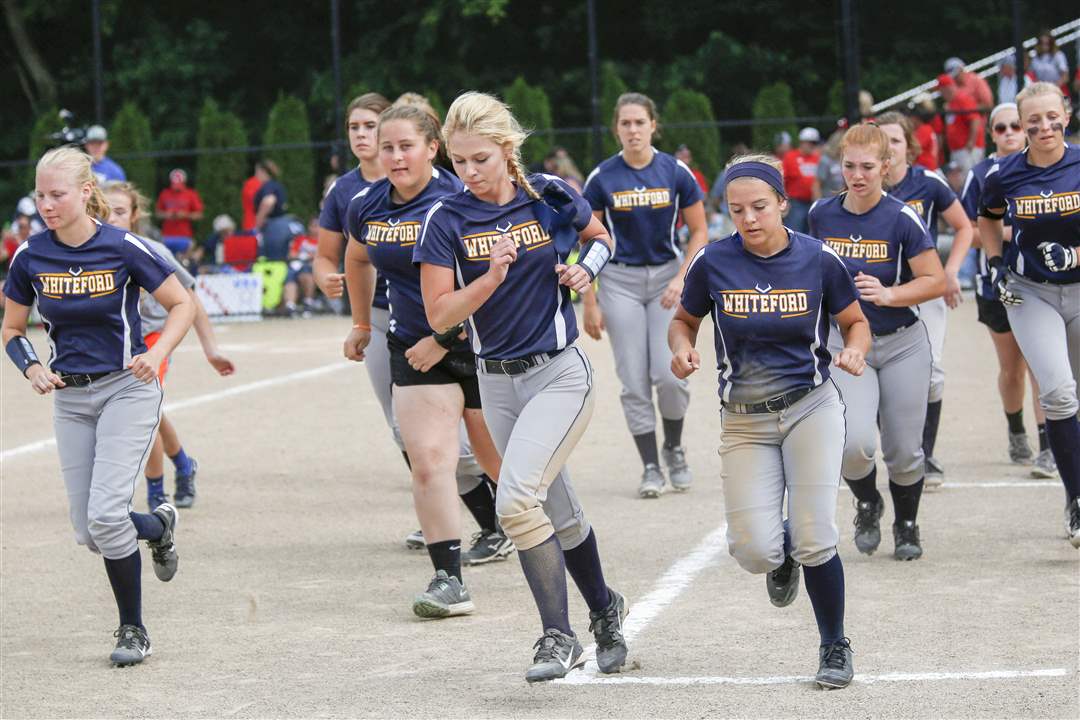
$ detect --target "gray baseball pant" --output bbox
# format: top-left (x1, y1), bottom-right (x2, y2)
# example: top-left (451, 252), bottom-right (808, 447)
top-left (53, 370), bottom-right (162, 560)
top-left (720, 382), bottom-right (845, 574)
top-left (598, 260), bottom-right (690, 435)
top-left (1005, 274), bottom-right (1080, 420)
top-left (918, 296), bottom-right (947, 402)
top-left (828, 321), bottom-right (931, 486)
top-left (478, 346), bottom-right (594, 552)
top-left (369, 306), bottom-right (484, 490)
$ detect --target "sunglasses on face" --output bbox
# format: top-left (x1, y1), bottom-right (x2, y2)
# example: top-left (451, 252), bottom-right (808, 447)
top-left (993, 122), bottom-right (1022, 133)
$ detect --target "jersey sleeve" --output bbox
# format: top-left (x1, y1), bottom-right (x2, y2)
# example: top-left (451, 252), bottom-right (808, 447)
top-left (551, 176), bottom-right (595, 231)
top-left (2, 245), bottom-right (35, 306)
top-left (674, 159), bottom-right (705, 207)
top-left (959, 168), bottom-right (982, 221)
top-left (679, 247), bottom-right (712, 317)
top-left (821, 244), bottom-right (858, 314)
top-left (413, 202), bottom-right (457, 269)
top-left (979, 164), bottom-right (1007, 218)
top-left (344, 193), bottom-right (363, 244)
top-left (807, 200), bottom-right (822, 238)
top-left (319, 180), bottom-right (344, 232)
top-left (582, 168), bottom-right (606, 211)
top-left (897, 205), bottom-right (935, 259)
top-left (928, 171), bottom-right (958, 210)
top-left (122, 234), bottom-right (174, 293)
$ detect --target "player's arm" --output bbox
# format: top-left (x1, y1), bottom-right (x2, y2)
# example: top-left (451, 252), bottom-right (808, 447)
top-left (579, 210), bottom-right (607, 340)
top-left (855, 248), bottom-right (945, 308)
top-left (661, 200), bottom-right (707, 309)
top-left (832, 300), bottom-right (870, 376)
top-left (188, 289), bottom-right (234, 376)
top-left (555, 215), bottom-right (613, 294)
top-left (2, 300), bottom-right (65, 393)
top-left (940, 200), bottom-right (973, 308)
top-left (254, 195), bottom-right (276, 230)
top-left (342, 237), bottom-right (375, 361)
top-left (314, 227), bottom-right (346, 298)
top-left (131, 276), bottom-right (194, 382)
top-left (668, 305), bottom-right (702, 379)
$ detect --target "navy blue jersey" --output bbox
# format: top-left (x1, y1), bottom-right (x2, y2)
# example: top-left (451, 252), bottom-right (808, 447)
top-left (808, 193), bottom-right (934, 335)
top-left (980, 144), bottom-right (1080, 285)
top-left (888, 164), bottom-right (957, 240)
top-left (320, 167), bottom-right (388, 309)
top-left (414, 174), bottom-right (593, 359)
top-left (346, 168), bottom-right (463, 345)
top-left (680, 231), bottom-right (858, 404)
top-left (3, 222), bottom-right (174, 373)
top-left (254, 180), bottom-right (288, 219)
top-left (961, 155), bottom-right (1015, 298)
top-left (582, 149), bottom-right (703, 265)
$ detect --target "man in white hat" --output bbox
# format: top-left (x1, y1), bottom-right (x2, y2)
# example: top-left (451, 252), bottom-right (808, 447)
top-left (781, 127), bottom-right (821, 233)
top-left (85, 125), bottom-right (126, 184)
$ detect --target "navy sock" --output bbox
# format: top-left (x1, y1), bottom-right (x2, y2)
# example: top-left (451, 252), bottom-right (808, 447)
top-left (104, 551), bottom-right (143, 629)
top-left (459, 476), bottom-right (497, 534)
top-left (518, 535), bottom-right (572, 635)
top-left (562, 529), bottom-right (611, 613)
top-left (844, 467), bottom-right (881, 504)
top-left (146, 475), bottom-right (164, 497)
top-left (803, 554), bottom-right (845, 645)
top-left (1038, 423), bottom-right (1049, 452)
top-left (426, 539), bottom-right (462, 582)
top-left (1005, 410), bottom-right (1025, 435)
top-left (632, 431), bottom-right (659, 467)
top-left (889, 479), bottom-right (924, 524)
top-left (922, 400), bottom-right (942, 457)
top-left (1045, 417), bottom-right (1080, 501)
top-left (170, 447), bottom-right (193, 477)
top-left (129, 512), bottom-right (165, 541)
top-left (661, 417), bottom-right (684, 449)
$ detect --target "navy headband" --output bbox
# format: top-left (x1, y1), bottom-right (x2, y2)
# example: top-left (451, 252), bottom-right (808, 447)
top-left (723, 162), bottom-right (786, 198)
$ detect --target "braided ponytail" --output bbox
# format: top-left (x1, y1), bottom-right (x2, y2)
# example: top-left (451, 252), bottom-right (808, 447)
top-left (445, 91), bottom-right (541, 200)
top-left (508, 154), bottom-right (540, 201)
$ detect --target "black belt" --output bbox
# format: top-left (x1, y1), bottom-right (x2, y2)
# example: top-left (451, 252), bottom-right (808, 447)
top-left (480, 348), bottom-right (564, 376)
top-left (871, 318), bottom-right (919, 338)
top-left (56, 371), bottom-right (111, 387)
top-left (723, 386), bottom-right (814, 414)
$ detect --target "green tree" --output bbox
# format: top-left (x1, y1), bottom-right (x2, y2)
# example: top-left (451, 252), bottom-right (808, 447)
top-left (581, 61), bottom-right (629, 170)
top-left (751, 82), bottom-right (797, 153)
top-left (662, 89), bottom-right (722, 181)
top-left (109, 102), bottom-right (155, 195)
top-left (826, 80), bottom-right (845, 119)
top-left (195, 99), bottom-right (248, 237)
top-left (25, 106), bottom-right (59, 188)
top-left (263, 94), bottom-right (315, 221)
top-left (503, 76), bottom-right (553, 166)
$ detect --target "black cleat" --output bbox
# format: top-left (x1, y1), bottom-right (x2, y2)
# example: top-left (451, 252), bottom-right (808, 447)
top-left (816, 637), bottom-right (854, 689)
top-left (173, 458), bottom-right (198, 508)
top-left (893, 520), bottom-right (923, 561)
top-left (588, 588), bottom-right (629, 673)
top-left (110, 625), bottom-right (152, 666)
top-left (766, 554), bottom-right (801, 607)
top-left (853, 496), bottom-right (884, 555)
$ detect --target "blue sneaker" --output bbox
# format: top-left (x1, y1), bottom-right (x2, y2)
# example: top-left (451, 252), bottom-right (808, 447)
top-left (147, 491), bottom-right (170, 511)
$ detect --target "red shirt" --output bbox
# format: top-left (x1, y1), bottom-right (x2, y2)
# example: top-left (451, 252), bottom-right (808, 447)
top-left (945, 90), bottom-right (985, 151)
top-left (956, 71), bottom-right (993, 110)
top-left (914, 123), bottom-right (940, 170)
top-left (241, 176), bottom-right (262, 231)
top-left (781, 149), bottom-right (820, 202)
top-left (156, 187), bottom-right (204, 238)
top-left (289, 233), bottom-right (318, 260)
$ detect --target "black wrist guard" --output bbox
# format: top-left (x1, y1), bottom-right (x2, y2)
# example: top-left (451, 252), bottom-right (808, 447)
top-left (433, 324), bottom-right (464, 350)
top-left (6, 336), bottom-right (41, 377)
top-left (576, 237), bottom-right (612, 281)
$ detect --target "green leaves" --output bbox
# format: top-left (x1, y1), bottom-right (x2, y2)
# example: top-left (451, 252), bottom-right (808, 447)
top-left (195, 99), bottom-right (248, 238)
top-left (263, 94), bottom-right (316, 224)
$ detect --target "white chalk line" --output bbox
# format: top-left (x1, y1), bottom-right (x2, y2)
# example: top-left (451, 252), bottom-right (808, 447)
top-left (0, 361), bottom-right (352, 461)
top-left (556, 667), bottom-right (1070, 686)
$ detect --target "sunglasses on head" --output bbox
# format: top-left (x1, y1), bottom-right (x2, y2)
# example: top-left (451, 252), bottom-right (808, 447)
top-left (993, 122), bottom-right (1022, 133)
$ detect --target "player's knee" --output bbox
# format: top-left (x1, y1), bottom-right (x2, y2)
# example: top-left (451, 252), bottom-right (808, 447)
top-left (553, 517), bottom-right (591, 551)
top-left (889, 459), bottom-right (925, 486)
top-left (728, 533), bottom-right (784, 575)
top-left (497, 505), bottom-right (552, 550)
top-left (842, 437), bottom-right (876, 478)
top-left (794, 544), bottom-right (838, 568)
top-left (1039, 381), bottom-right (1079, 420)
top-left (87, 510), bottom-right (135, 556)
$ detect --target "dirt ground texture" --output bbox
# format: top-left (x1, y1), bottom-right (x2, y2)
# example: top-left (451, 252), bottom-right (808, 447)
top-left (1, 301), bottom-right (1078, 719)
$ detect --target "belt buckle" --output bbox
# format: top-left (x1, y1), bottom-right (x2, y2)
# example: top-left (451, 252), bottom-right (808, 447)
top-left (499, 358), bottom-right (528, 375)
top-left (764, 395), bottom-right (787, 413)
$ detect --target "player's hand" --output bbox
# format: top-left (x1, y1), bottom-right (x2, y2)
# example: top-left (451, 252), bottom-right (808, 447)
top-left (944, 270), bottom-right (963, 309)
top-left (555, 263), bottom-right (592, 293)
top-left (988, 257), bottom-right (1022, 306)
top-left (26, 364), bottom-right (64, 395)
top-left (854, 272), bottom-right (893, 306)
top-left (343, 327), bottom-right (370, 362)
top-left (583, 303), bottom-right (605, 340)
top-left (660, 275), bottom-right (684, 310)
top-left (671, 347), bottom-right (700, 379)
top-left (205, 351), bottom-right (235, 376)
top-left (319, 272), bottom-right (346, 299)
top-left (129, 351), bottom-right (162, 383)
top-left (1038, 242), bottom-right (1079, 272)
top-left (834, 347), bottom-right (866, 376)
top-left (405, 336), bottom-right (448, 373)
top-left (486, 238), bottom-right (517, 285)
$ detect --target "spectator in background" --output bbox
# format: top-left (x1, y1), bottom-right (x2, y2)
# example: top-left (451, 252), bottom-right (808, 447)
top-left (282, 216), bottom-right (321, 316)
top-left (197, 214), bottom-right (237, 269)
top-left (156, 168), bottom-right (204, 256)
top-left (781, 127), bottom-right (820, 233)
top-left (551, 149), bottom-right (585, 192)
top-left (253, 163), bottom-right (288, 230)
top-left (13, 196), bottom-right (44, 234)
top-left (942, 160), bottom-right (966, 196)
top-left (241, 161), bottom-right (275, 231)
top-left (908, 94), bottom-right (941, 170)
top-left (772, 131), bottom-right (792, 159)
top-left (813, 127), bottom-right (846, 199)
top-left (84, 125), bottom-right (126, 184)
top-left (996, 54), bottom-right (1026, 104)
top-left (936, 74), bottom-right (984, 175)
top-left (1030, 30), bottom-right (1069, 90)
top-left (674, 144), bottom-right (709, 194)
top-left (945, 57), bottom-right (993, 111)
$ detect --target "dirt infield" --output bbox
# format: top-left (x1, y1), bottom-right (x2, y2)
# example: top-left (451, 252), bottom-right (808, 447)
top-left (1, 301), bottom-right (1077, 719)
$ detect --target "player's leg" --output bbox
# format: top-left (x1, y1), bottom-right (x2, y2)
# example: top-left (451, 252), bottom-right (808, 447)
top-left (53, 389), bottom-right (100, 554)
top-left (781, 382), bottom-right (852, 688)
top-left (877, 324), bottom-right (932, 560)
top-left (598, 265), bottom-right (661, 496)
top-left (977, 293), bottom-right (1036, 465)
top-left (158, 413), bottom-right (197, 508)
top-left (1029, 372), bottom-right (1058, 477)
top-left (919, 296), bottom-right (947, 485)
top-left (647, 260), bottom-right (692, 490)
top-left (367, 306), bottom-right (404, 451)
top-left (458, 366), bottom-right (511, 565)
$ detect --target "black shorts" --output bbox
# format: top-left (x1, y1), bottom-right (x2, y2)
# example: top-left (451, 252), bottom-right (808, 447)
top-left (387, 333), bottom-right (482, 409)
top-left (976, 293), bottom-right (1011, 334)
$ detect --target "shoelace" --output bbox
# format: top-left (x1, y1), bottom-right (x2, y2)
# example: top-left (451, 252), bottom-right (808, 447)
top-left (532, 632), bottom-right (564, 662)
top-left (588, 606), bottom-right (624, 646)
top-left (113, 626), bottom-right (145, 650)
top-left (822, 639), bottom-right (852, 670)
top-left (853, 500), bottom-right (878, 530)
top-left (667, 447), bottom-right (687, 469)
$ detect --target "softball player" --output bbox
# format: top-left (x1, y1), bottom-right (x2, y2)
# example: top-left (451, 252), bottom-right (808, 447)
top-left (343, 104), bottom-right (503, 617)
top-left (581, 92), bottom-right (707, 497)
top-left (103, 182), bottom-right (235, 510)
top-left (670, 154), bottom-right (869, 689)
top-left (977, 83), bottom-right (1080, 547)
top-left (416, 92), bottom-right (627, 682)
top-left (315, 93), bottom-right (509, 563)
top-left (877, 112), bottom-right (973, 487)
top-left (960, 103), bottom-right (1057, 477)
top-left (808, 123), bottom-right (946, 561)
top-left (2, 147), bottom-right (194, 665)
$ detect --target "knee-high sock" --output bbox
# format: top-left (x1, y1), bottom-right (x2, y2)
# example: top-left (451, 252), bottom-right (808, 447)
top-left (1046, 417), bottom-right (1080, 501)
top-left (803, 554), bottom-right (845, 645)
top-left (518, 535), bottom-right (572, 635)
top-left (562, 529), bottom-right (611, 613)
top-left (104, 551), bottom-right (143, 629)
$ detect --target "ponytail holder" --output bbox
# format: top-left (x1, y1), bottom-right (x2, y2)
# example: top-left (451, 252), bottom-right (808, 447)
top-left (723, 162), bottom-right (786, 198)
